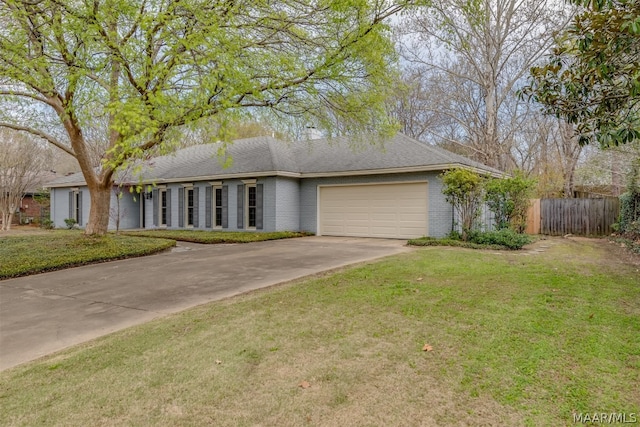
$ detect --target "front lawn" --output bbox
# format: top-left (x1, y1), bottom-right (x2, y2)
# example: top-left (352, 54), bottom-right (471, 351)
top-left (121, 229), bottom-right (311, 243)
top-left (0, 231), bottom-right (175, 279)
top-left (0, 239), bottom-right (638, 426)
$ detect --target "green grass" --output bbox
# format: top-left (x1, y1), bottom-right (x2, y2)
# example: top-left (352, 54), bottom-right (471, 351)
top-left (0, 231), bottom-right (175, 279)
top-left (0, 239), bottom-right (638, 426)
top-left (121, 229), bottom-right (312, 243)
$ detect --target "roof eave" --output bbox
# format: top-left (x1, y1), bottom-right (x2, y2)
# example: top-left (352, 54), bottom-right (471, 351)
top-left (145, 170), bottom-right (301, 185)
top-left (45, 163), bottom-right (503, 188)
top-left (299, 163), bottom-right (504, 178)
top-left (46, 182), bottom-right (86, 188)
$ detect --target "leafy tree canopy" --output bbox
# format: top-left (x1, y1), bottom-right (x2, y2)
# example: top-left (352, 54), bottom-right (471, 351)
top-left (0, 0), bottom-right (418, 234)
top-left (525, 0), bottom-right (640, 147)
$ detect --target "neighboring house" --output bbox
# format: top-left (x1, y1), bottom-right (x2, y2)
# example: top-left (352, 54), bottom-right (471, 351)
top-left (47, 133), bottom-right (501, 239)
top-left (14, 191), bottom-right (46, 225)
top-left (4, 171), bottom-right (57, 226)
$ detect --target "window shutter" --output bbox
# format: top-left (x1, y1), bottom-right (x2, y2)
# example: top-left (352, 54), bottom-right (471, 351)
top-left (237, 185), bottom-right (244, 229)
top-left (193, 187), bottom-right (200, 227)
top-left (166, 189), bottom-right (172, 226)
top-left (205, 186), bottom-right (212, 228)
top-left (68, 191), bottom-right (73, 219)
top-left (222, 185), bottom-right (228, 228)
top-left (152, 190), bottom-right (158, 227)
top-left (178, 187), bottom-right (184, 227)
top-left (256, 184), bottom-right (263, 230)
top-left (78, 191), bottom-right (83, 226)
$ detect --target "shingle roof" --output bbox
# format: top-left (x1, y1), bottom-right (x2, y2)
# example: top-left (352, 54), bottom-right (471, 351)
top-left (47, 133), bottom-right (502, 187)
top-left (292, 133), bottom-right (500, 174)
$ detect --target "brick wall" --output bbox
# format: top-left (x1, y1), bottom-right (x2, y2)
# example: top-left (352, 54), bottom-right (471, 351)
top-left (274, 177), bottom-right (300, 231)
top-left (14, 195), bottom-right (47, 224)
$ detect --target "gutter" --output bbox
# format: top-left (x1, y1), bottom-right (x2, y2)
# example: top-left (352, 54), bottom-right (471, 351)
top-left (45, 163), bottom-right (504, 189)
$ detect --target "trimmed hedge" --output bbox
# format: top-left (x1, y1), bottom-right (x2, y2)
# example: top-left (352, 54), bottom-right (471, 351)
top-left (409, 230), bottom-right (532, 250)
top-left (467, 229), bottom-right (533, 250)
top-left (407, 237), bottom-right (507, 250)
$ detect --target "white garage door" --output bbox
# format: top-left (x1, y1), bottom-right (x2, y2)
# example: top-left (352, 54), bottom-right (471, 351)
top-left (319, 182), bottom-right (428, 239)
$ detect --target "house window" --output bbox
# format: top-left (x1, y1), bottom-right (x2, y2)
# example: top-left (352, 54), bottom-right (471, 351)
top-left (214, 186), bottom-right (223, 228)
top-left (159, 189), bottom-right (167, 226)
top-left (246, 184), bottom-right (257, 229)
top-left (69, 188), bottom-right (82, 226)
top-left (186, 187), bottom-right (195, 227)
top-left (74, 191), bottom-right (81, 223)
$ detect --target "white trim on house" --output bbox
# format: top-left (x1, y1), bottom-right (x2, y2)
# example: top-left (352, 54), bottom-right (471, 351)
top-left (46, 164), bottom-right (503, 188)
top-left (301, 164), bottom-right (503, 178)
top-left (184, 185), bottom-right (195, 228)
top-left (317, 180), bottom-right (428, 188)
top-left (70, 188), bottom-right (81, 225)
top-left (158, 187), bottom-right (168, 228)
top-left (46, 171), bottom-right (298, 188)
top-left (139, 194), bottom-right (144, 230)
top-left (245, 182), bottom-right (257, 230)
top-left (316, 185), bottom-right (321, 236)
top-left (212, 183), bottom-right (223, 229)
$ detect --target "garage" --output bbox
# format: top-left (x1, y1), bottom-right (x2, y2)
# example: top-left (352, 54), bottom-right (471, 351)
top-left (318, 182), bottom-right (428, 239)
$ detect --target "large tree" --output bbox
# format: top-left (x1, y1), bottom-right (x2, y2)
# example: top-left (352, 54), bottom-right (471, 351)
top-left (527, 0), bottom-right (640, 147)
top-left (0, 0), bottom-right (415, 235)
top-left (399, 0), bottom-right (573, 170)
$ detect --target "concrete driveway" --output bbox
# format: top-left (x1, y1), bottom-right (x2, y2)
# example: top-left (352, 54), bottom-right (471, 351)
top-left (0, 236), bottom-right (410, 371)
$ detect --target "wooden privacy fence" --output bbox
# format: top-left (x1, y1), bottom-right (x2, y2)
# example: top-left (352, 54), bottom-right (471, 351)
top-left (532, 198), bottom-right (620, 236)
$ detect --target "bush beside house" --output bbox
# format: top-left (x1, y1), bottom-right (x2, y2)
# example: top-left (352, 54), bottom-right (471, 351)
top-left (412, 168), bottom-right (535, 250)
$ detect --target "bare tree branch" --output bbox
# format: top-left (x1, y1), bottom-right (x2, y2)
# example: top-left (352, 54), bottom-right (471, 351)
top-left (0, 122), bottom-right (75, 157)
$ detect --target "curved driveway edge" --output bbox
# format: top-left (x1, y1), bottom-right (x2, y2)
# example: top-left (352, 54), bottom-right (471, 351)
top-left (0, 236), bottom-right (411, 371)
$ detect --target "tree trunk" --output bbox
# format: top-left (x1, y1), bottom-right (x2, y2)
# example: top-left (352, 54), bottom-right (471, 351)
top-left (485, 86), bottom-right (500, 169)
top-left (611, 155), bottom-right (622, 196)
top-left (81, 36), bottom-right (121, 237)
top-left (84, 183), bottom-right (111, 235)
top-left (1, 212), bottom-right (9, 230)
top-left (558, 121), bottom-right (582, 199)
top-left (563, 170), bottom-right (574, 198)
top-left (59, 105), bottom-right (115, 236)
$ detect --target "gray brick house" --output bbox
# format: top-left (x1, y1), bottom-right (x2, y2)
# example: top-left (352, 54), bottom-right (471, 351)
top-left (47, 133), bottom-right (500, 239)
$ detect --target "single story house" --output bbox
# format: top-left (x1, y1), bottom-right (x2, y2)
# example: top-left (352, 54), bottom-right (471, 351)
top-left (47, 133), bottom-right (501, 239)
